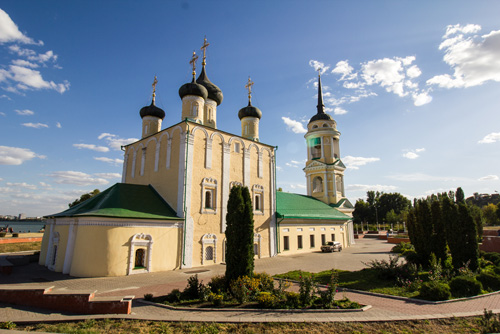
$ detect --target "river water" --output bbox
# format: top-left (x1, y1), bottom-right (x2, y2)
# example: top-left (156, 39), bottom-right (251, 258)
top-left (0, 221), bottom-right (46, 233)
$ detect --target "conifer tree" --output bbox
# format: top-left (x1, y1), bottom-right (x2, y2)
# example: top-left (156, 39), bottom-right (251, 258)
top-left (456, 203), bottom-right (480, 271)
top-left (456, 187), bottom-right (465, 204)
top-left (431, 200), bottom-right (447, 263)
top-left (225, 185), bottom-right (254, 284)
top-left (442, 195), bottom-right (462, 269)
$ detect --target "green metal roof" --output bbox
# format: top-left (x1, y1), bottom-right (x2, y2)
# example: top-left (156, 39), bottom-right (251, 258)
top-left (276, 192), bottom-right (351, 220)
top-left (47, 183), bottom-right (179, 220)
top-left (330, 198), bottom-right (354, 209)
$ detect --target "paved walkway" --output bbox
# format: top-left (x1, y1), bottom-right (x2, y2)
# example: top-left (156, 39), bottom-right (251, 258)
top-left (1, 239), bottom-right (499, 323)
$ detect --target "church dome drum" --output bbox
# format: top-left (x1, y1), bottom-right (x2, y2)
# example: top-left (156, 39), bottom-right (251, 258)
top-left (140, 102), bottom-right (165, 119)
top-left (179, 79), bottom-right (209, 101)
top-left (238, 103), bottom-right (262, 120)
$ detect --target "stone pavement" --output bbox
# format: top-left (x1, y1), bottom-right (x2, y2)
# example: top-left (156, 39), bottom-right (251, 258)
top-left (1, 239), bottom-right (499, 323)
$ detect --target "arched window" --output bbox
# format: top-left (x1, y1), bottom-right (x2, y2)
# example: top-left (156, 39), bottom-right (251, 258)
top-left (128, 233), bottom-right (153, 275)
top-left (205, 190), bottom-right (212, 209)
top-left (255, 195), bottom-right (260, 210)
top-left (312, 125), bottom-right (318, 129)
top-left (135, 248), bottom-right (145, 268)
top-left (192, 103), bottom-right (199, 117)
top-left (311, 137), bottom-right (321, 159)
top-left (205, 246), bottom-right (214, 261)
top-left (313, 176), bottom-right (323, 193)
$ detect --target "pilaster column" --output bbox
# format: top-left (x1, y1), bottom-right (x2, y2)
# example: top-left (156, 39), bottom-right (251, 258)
top-left (166, 138), bottom-right (172, 169)
top-left (131, 150), bottom-right (137, 178)
top-left (258, 151), bottom-right (263, 178)
top-left (244, 148), bottom-right (251, 186)
top-left (321, 137), bottom-right (325, 159)
top-left (154, 142), bottom-right (160, 172)
top-left (205, 138), bottom-right (213, 169)
top-left (121, 153), bottom-right (128, 183)
top-left (140, 147), bottom-right (146, 176)
top-left (221, 143), bottom-right (231, 232)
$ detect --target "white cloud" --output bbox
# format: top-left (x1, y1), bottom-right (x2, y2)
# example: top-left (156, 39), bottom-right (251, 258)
top-left (308, 60), bottom-right (330, 74)
top-left (342, 155), bottom-right (380, 169)
top-left (56, 122), bottom-right (61, 128)
top-left (478, 132), bottom-right (500, 144)
top-left (73, 143), bottom-right (110, 153)
top-left (346, 184), bottom-right (398, 192)
top-left (94, 157), bottom-right (123, 165)
top-left (403, 148), bottom-right (425, 159)
top-left (15, 109), bottom-right (34, 116)
top-left (0, 112), bottom-right (5, 116)
top-left (332, 60), bottom-right (357, 81)
top-left (479, 175), bottom-right (499, 181)
top-left (8, 65), bottom-right (69, 93)
top-left (334, 107), bottom-right (348, 115)
top-left (290, 184), bottom-right (307, 190)
top-left (6, 182), bottom-right (37, 190)
top-left (28, 50), bottom-right (57, 63)
top-left (0, 95), bottom-right (10, 100)
top-left (406, 65), bottom-right (422, 78)
top-left (22, 122), bottom-right (48, 129)
top-left (0, 145), bottom-right (43, 165)
top-left (412, 91), bottom-right (432, 106)
top-left (11, 59), bottom-right (38, 68)
top-left (282, 117), bottom-right (307, 134)
top-left (94, 173), bottom-right (121, 179)
top-left (47, 171), bottom-right (110, 186)
top-left (427, 24), bottom-right (500, 88)
top-left (276, 166), bottom-right (283, 171)
top-left (98, 133), bottom-right (138, 150)
top-left (0, 9), bottom-right (36, 44)
top-left (39, 182), bottom-right (51, 188)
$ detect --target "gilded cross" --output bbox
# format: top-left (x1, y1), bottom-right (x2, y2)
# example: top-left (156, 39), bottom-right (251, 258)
top-left (317, 67), bottom-right (322, 76)
top-left (152, 76), bottom-right (158, 103)
top-left (189, 51), bottom-right (198, 79)
top-left (245, 76), bottom-right (254, 103)
top-left (201, 36), bottom-right (210, 66)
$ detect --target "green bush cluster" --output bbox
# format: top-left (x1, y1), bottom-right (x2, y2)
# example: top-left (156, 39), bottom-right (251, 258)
top-left (449, 275), bottom-right (482, 297)
top-left (391, 242), bottom-right (414, 254)
top-left (419, 281), bottom-right (451, 301)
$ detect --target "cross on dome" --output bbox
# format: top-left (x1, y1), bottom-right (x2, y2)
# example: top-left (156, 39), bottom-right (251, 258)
top-left (245, 76), bottom-right (254, 104)
top-left (201, 36), bottom-right (210, 66)
top-left (189, 51), bottom-right (199, 80)
top-left (152, 75), bottom-right (158, 103)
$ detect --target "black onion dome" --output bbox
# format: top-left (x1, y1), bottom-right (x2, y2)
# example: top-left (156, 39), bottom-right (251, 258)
top-left (140, 101), bottom-right (165, 119)
top-left (238, 102), bottom-right (262, 120)
top-left (196, 66), bottom-right (223, 105)
top-left (309, 112), bottom-right (333, 123)
top-left (179, 79), bottom-right (208, 100)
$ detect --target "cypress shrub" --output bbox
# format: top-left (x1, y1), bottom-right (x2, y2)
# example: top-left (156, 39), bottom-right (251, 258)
top-left (419, 281), bottom-right (451, 301)
top-left (477, 271), bottom-right (500, 292)
top-left (449, 275), bottom-right (482, 297)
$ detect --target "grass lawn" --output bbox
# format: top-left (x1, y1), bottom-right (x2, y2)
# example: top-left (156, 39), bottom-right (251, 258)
top-left (7, 317), bottom-right (484, 333)
top-left (275, 268), bottom-right (419, 298)
top-left (0, 242), bottom-right (41, 253)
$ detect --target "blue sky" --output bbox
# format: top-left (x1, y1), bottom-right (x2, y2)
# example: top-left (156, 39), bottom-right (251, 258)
top-left (1, 1), bottom-right (500, 217)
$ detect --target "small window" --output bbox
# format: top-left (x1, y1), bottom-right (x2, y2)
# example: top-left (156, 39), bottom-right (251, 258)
top-left (254, 194), bottom-right (261, 211)
top-left (205, 190), bottom-right (213, 209)
top-left (254, 243), bottom-right (259, 255)
top-left (244, 125), bottom-right (249, 135)
top-left (331, 234), bottom-right (335, 241)
top-left (192, 103), bottom-right (199, 117)
top-left (323, 123), bottom-right (329, 127)
top-left (135, 248), bottom-right (145, 268)
top-left (312, 125), bottom-right (318, 129)
top-left (297, 228), bottom-right (303, 232)
top-left (321, 234), bottom-right (326, 245)
top-left (52, 245), bottom-right (58, 265)
top-left (310, 235), bottom-right (315, 248)
top-left (283, 236), bottom-right (290, 251)
top-left (234, 142), bottom-right (240, 153)
top-left (297, 235), bottom-right (303, 249)
top-left (313, 177), bottom-right (323, 193)
top-left (205, 246), bottom-right (214, 261)
top-left (311, 137), bottom-right (321, 159)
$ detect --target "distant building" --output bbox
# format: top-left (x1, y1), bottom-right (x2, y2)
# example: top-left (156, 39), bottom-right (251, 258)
top-left (18, 213), bottom-right (26, 220)
top-left (40, 40), bottom-right (354, 277)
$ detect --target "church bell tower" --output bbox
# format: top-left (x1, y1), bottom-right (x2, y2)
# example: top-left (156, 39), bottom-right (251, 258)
top-left (304, 71), bottom-right (347, 207)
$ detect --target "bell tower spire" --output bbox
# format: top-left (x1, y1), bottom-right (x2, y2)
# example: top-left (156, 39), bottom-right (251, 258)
top-left (304, 71), bottom-right (347, 208)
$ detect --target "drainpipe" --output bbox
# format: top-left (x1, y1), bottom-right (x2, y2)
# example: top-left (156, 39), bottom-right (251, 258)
top-left (274, 146), bottom-right (280, 254)
top-left (182, 119), bottom-right (190, 266)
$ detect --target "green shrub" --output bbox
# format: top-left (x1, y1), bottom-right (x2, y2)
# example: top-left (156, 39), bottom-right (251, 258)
top-left (478, 271), bottom-right (500, 292)
top-left (480, 309), bottom-right (500, 334)
top-left (418, 281), bottom-right (451, 301)
top-left (254, 272), bottom-right (274, 292)
top-left (12, 233), bottom-right (18, 238)
top-left (0, 232), bottom-right (6, 238)
top-left (298, 272), bottom-right (317, 306)
top-left (229, 276), bottom-right (260, 303)
top-left (143, 293), bottom-right (153, 301)
top-left (402, 249), bottom-right (419, 265)
top-left (391, 242), bottom-right (414, 254)
top-left (284, 291), bottom-right (301, 309)
top-left (164, 289), bottom-right (182, 303)
top-left (182, 274), bottom-right (204, 300)
top-left (482, 252), bottom-right (500, 267)
top-left (208, 274), bottom-right (226, 293)
top-left (365, 255), bottom-right (406, 279)
top-left (450, 275), bottom-right (482, 297)
top-left (335, 297), bottom-right (362, 309)
top-left (256, 292), bottom-right (279, 308)
top-left (208, 292), bottom-right (224, 306)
